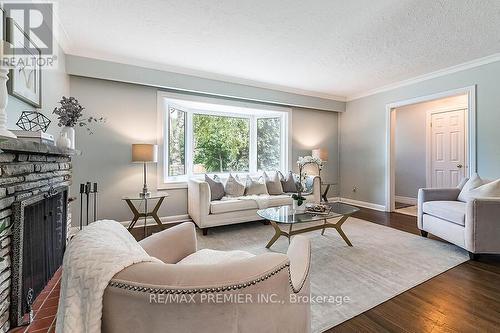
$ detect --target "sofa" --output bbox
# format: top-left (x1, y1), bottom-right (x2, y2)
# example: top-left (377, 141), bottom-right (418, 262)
top-left (417, 184), bottom-right (500, 259)
top-left (102, 222), bottom-right (312, 333)
top-left (188, 175), bottom-right (321, 233)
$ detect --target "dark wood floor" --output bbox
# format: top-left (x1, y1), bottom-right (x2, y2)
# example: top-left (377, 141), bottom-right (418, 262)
top-left (327, 208), bottom-right (500, 333)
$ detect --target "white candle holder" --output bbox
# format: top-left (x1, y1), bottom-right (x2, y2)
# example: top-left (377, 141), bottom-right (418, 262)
top-left (0, 41), bottom-right (17, 139)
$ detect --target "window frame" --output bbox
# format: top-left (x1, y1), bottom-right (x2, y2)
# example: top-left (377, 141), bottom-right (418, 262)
top-left (157, 91), bottom-right (291, 189)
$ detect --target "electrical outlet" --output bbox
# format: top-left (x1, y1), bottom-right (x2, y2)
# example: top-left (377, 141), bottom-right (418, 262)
top-left (352, 186), bottom-right (358, 192)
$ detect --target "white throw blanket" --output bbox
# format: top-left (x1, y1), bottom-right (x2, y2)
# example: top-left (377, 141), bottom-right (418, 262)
top-left (56, 220), bottom-right (161, 333)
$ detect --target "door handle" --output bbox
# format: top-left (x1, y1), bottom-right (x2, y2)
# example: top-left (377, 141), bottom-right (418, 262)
top-left (457, 164), bottom-right (463, 169)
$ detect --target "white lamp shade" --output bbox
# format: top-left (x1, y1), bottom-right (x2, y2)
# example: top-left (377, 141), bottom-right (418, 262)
top-left (312, 148), bottom-right (328, 161)
top-left (132, 144), bottom-right (158, 163)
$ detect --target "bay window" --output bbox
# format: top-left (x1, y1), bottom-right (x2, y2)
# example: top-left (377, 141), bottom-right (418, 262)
top-left (158, 92), bottom-right (290, 187)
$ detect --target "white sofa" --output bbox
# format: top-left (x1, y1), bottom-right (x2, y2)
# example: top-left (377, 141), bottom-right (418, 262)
top-left (188, 176), bottom-right (321, 234)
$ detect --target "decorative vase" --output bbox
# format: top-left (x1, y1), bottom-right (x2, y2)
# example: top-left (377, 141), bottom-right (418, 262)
top-left (293, 199), bottom-right (306, 212)
top-left (56, 132), bottom-right (71, 149)
top-left (61, 126), bottom-right (75, 149)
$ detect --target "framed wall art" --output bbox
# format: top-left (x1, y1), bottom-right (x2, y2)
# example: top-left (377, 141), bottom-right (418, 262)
top-left (6, 17), bottom-right (42, 108)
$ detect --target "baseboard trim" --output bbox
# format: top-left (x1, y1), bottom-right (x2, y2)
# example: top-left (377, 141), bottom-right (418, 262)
top-left (394, 196), bottom-right (417, 205)
top-left (120, 214), bottom-right (192, 229)
top-left (336, 197), bottom-right (386, 212)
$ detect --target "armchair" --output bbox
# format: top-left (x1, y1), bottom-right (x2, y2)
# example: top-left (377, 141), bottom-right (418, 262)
top-left (102, 222), bottom-right (311, 333)
top-left (417, 188), bottom-right (500, 259)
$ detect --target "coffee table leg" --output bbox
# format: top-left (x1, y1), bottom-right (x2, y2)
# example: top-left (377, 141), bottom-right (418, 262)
top-left (334, 215), bottom-right (353, 246)
top-left (321, 219), bottom-right (327, 235)
top-left (266, 221), bottom-right (283, 248)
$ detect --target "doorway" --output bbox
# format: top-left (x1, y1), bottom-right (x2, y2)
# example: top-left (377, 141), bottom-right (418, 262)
top-left (385, 86), bottom-right (476, 213)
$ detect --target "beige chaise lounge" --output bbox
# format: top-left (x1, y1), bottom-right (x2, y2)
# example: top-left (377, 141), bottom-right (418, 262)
top-left (102, 222), bottom-right (312, 332)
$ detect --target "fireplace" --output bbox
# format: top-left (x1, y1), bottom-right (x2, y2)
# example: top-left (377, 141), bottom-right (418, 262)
top-left (10, 186), bottom-right (68, 326)
top-left (0, 140), bottom-right (74, 331)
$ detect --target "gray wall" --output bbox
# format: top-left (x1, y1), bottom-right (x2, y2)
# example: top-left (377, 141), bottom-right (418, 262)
top-left (66, 55), bottom-right (346, 113)
top-left (340, 60), bottom-right (500, 205)
top-left (395, 105), bottom-right (426, 199)
top-left (69, 76), bottom-right (340, 224)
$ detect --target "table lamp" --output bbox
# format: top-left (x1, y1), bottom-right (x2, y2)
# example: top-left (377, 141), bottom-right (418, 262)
top-left (132, 144), bottom-right (158, 198)
top-left (312, 148), bottom-right (328, 177)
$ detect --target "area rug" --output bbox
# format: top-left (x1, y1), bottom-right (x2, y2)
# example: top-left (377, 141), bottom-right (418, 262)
top-left (195, 218), bottom-right (468, 332)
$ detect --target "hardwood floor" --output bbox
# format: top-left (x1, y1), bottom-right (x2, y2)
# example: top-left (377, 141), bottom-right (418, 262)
top-left (326, 208), bottom-right (500, 333)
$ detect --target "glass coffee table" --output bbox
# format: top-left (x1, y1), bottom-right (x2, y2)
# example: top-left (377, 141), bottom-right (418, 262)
top-left (257, 202), bottom-right (359, 248)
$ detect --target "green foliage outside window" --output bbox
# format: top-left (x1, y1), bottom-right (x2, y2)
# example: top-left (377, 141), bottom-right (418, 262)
top-left (257, 118), bottom-right (281, 171)
top-left (193, 114), bottom-right (250, 173)
top-left (168, 108), bottom-right (186, 176)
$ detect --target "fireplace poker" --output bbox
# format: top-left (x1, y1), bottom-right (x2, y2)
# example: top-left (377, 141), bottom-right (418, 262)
top-left (79, 183), bottom-right (85, 230)
top-left (93, 182), bottom-right (98, 222)
top-left (85, 182), bottom-right (91, 226)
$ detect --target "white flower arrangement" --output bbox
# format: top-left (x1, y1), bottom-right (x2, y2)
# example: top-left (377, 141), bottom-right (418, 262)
top-left (297, 155), bottom-right (323, 168)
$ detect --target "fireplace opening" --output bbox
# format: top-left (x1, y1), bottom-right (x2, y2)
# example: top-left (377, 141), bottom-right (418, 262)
top-left (11, 187), bottom-right (68, 327)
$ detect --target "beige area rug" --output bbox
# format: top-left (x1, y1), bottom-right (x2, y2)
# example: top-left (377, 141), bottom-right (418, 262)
top-left (195, 218), bottom-right (468, 332)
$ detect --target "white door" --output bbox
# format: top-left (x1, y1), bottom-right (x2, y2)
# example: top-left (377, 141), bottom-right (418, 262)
top-left (430, 109), bottom-right (466, 188)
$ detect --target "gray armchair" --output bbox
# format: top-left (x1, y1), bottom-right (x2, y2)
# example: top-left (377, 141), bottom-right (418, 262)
top-left (418, 187), bottom-right (500, 259)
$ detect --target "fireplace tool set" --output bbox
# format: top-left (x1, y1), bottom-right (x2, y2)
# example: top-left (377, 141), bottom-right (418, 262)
top-left (79, 182), bottom-right (99, 230)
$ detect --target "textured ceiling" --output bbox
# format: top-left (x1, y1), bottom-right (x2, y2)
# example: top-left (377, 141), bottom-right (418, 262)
top-left (54, 0), bottom-right (500, 99)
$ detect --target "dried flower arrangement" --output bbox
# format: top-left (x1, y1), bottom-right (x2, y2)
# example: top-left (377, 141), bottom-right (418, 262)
top-left (53, 96), bottom-right (105, 134)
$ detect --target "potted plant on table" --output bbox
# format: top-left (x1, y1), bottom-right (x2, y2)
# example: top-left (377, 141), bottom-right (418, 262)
top-left (293, 156), bottom-right (323, 212)
top-left (53, 96), bottom-right (105, 149)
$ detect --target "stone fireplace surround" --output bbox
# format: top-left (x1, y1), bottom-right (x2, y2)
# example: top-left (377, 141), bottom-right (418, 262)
top-left (0, 139), bottom-right (76, 333)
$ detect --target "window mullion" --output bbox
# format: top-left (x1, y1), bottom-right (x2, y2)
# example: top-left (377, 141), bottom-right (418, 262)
top-left (249, 116), bottom-right (257, 174)
top-left (186, 111), bottom-right (193, 178)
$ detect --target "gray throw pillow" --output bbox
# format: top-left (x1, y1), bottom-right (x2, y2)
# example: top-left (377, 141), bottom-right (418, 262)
top-left (264, 172), bottom-right (283, 195)
top-left (280, 171), bottom-right (298, 193)
top-left (205, 174), bottom-right (225, 201)
top-left (245, 176), bottom-right (268, 196)
top-left (224, 174), bottom-right (246, 197)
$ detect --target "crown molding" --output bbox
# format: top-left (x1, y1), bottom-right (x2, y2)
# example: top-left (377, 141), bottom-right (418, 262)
top-left (347, 53), bottom-right (500, 102)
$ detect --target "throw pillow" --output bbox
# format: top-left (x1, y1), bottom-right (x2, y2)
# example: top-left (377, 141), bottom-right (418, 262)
top-left (466, 179), bottom-right (500, 200)
top-left (457, 173), bottom-right (484, 202)
top-left (224, 174), bottom-right (246, 197)
top-left (457, 177), bottom-right (469, 190)
top-left (204, 174), bottom-right (225, 201)
top-left (281, 171), bottom-right (298, 193)
top-left (303, 176), bottom-right (314, 194)
top-left (245, 175), bottom-right (269, 196)
top-left (263, 172), bottom-right (283, 195)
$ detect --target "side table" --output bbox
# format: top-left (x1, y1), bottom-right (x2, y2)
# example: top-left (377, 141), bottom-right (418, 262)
top-left (122, 193), bottom-right (169, 238)
top-left (320, 182), bottom-right (337, 202)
